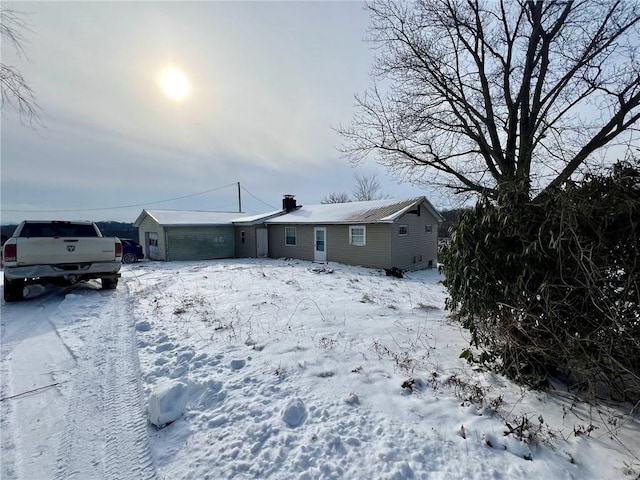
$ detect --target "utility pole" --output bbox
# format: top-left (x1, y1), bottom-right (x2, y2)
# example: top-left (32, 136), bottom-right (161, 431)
top-left (237, 182), bottom-right (242, 213)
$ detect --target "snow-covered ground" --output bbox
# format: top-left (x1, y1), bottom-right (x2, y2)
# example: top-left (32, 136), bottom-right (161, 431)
top-left (1, 258), bottom-right (639, 479)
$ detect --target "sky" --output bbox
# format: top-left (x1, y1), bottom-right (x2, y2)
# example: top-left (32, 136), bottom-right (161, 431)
top-left (0, 1), bottom-right (441, 225)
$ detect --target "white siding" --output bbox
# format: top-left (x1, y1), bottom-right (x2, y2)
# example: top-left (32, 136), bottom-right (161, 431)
top-left (137, 215), bottom-right (167, 261)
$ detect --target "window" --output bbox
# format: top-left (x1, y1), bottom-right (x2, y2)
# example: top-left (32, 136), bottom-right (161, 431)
top-left (349, 226), bottom-right (366, 246)
top-left (20, 222), bottom-right (98, 238)
top-left (285, 227), bottom-right (297, 246)
top-left (425, 225), bottom-right (433, 234)
top-left (398, 225), bottom-right (408, 236)
top-left (241, 230), bottom-right (246, 244)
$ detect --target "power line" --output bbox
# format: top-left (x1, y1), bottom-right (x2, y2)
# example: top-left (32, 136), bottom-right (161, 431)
top-left (1, 183), bottom-right (238, 213)
top-left (240, 185), bottom-right (277, 210)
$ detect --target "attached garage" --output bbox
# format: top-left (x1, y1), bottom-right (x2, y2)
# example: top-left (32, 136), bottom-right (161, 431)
top-left (165, 226), bottom-right (234, 261)
top-left (134, 210), bottom-right (240, 262)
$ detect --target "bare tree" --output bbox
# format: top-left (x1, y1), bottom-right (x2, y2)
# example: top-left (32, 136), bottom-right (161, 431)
top-left (1, 6), bottom-right (40, 125)
top-left (322, 192), bottom-right (352, 204)
top-left (322, 173), bottom-right (389, 203)
top-left (352, 173), bottom-right (389, 201)
top-left (339, 0), bottom-right (640, 205)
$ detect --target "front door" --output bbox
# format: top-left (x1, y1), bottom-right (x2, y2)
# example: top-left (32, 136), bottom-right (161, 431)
top-left (314, 227), bottom-right (327, 262)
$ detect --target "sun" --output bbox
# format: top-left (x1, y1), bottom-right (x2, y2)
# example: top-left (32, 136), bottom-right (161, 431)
top-left (159, 69), bottom-right (189, 100)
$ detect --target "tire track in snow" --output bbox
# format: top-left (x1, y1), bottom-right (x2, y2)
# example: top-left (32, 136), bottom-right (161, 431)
top-left (53, 284), bottom-right (156, 480)
top-left (0, 289), bottom-right (65, 362)
top-left (103, 289), bottom-right (156, 480)
top-left (1, 288), bottom-right (70, 480)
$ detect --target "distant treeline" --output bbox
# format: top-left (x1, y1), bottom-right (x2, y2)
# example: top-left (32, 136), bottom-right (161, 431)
top-left (95, 222), bottom-right (139, 240)
top-left (1, 222), bottom-right (138, 244)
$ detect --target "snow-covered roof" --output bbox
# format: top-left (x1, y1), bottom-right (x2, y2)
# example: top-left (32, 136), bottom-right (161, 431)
top-left (134, 197), bottom-right (443, 227)
top-left (233, 209), bottom-right (285, 225)
top-left (134, 209), bottom-right (246, 227)
top-left (265, 197), bottom-right (440, 224)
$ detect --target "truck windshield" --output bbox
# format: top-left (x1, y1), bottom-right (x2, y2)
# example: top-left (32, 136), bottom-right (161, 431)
top-left (20, 223), bottom-right (99, 238)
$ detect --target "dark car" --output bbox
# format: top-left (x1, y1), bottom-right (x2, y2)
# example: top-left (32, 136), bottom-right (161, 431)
top-left (120, 238), bottom-right (144, 264)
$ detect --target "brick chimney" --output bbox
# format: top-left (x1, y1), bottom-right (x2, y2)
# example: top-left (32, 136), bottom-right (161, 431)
top-left (282, 194), bottom-right (297, 212)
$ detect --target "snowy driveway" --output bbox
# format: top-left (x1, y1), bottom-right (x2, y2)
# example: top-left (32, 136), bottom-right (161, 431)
top-left (1, 281), bottom-right (155, 480)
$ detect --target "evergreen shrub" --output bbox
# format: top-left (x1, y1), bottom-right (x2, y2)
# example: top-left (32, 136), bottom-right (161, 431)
top-left (443, 161), bottom-right (640, 401)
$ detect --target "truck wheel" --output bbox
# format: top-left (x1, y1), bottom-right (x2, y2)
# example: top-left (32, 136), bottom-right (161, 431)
top-left (122, 253), bottom-right (138, 264)
top-left (4, 276), bottom-right (25, 302)
top-left (101, 277), bottom-right (118, 290)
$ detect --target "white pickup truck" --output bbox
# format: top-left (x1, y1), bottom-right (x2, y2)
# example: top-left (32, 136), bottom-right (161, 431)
top-left (2, 220), bottom-right (123, 302)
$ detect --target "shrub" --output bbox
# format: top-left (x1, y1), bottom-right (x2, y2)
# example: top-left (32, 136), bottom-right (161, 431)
top-left (443, 160), bottom-right (640, 401)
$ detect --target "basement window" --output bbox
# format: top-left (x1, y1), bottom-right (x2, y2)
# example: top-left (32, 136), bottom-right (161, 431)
top-left (349, 226), bottom-right (366, 246)
top-left (285, 227), bottom-right (297, 246)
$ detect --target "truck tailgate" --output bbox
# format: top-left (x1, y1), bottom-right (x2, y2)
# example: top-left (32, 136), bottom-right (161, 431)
top-left (15, 238), bottom-right (117, 265)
